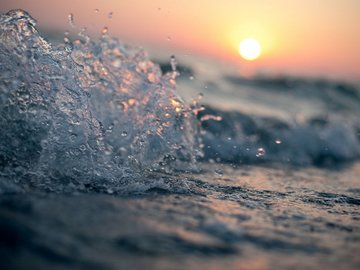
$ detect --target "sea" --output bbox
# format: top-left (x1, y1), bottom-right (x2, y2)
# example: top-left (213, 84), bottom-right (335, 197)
top-left (0, 9), bottom-right (359, 270)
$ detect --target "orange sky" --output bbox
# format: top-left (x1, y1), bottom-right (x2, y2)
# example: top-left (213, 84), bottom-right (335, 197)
top-left (1, 0), bottom-right (359, 81)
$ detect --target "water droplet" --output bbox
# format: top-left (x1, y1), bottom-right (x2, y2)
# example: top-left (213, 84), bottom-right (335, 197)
top-left (275, 139), bottom-right (282, 144)
top-left (170, 55), bottom-right (179, 79)
top-left (198, 92), bottom-right (203, 99)
top-left (167, 36), bottom-right (171, 41)
top-left (95, 9), bottom-right (99, 13)
top-left (256, 148), bottom-right (266, 157)
top-left (189, 75), bottom-right (194, 80)
top-left (68, 13), bottom-right (75, 28)
top-left (101, 27), bottom-right (108, 36)
top-left (170, 55), bottom-right (177, 71)
top-left (121, 131), bottom-right (128, 137)
top-left (108, 12), bottom-right (113, 19)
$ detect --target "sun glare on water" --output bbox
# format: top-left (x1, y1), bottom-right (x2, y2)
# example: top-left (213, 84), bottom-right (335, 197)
top-left (239, 38), bottom-right (261, 61)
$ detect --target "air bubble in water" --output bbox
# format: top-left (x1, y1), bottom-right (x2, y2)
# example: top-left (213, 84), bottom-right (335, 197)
top-left (256, 148), bottom-right (266, 157)
top-left (70, 134), bottom-right (77, 142)
top-left (79, 144), bottom-right (86, 151)
top-left (275, 139), bottom-right (282, 144)
top-left (121, 131), bottom-right (128, 137)
top-left (108, 12), bottom-right (113, 19)
top-left (95, 9), bottom-right (99, 13)
top-left (189, 75), bottom-right (194, 80)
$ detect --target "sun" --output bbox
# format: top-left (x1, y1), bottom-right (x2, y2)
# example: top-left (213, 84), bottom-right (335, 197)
top-left (239, 38), bottom-right (261, 61)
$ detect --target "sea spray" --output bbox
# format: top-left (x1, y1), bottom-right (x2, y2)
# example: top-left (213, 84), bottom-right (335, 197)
top-left (0, 10), bottom-right (201, 193)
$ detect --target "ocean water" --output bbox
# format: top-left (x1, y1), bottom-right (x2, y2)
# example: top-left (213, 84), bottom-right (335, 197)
top-left (0, 10), bottom-right (359, 270)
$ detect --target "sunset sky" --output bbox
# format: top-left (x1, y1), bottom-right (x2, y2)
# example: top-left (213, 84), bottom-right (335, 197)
top-left (1, 0), bottom-right (359, 81)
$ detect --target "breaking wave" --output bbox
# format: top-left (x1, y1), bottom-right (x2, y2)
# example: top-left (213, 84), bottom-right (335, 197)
top-left (0, 10), bottom-right (201, 193)
top-left (198, 106), bottom-right (360, 166)
top-left (1, 10), bottom-right (359, 194)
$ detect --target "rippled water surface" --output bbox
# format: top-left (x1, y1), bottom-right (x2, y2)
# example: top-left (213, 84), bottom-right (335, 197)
top-left (1, 163), bottom-right (360, 270)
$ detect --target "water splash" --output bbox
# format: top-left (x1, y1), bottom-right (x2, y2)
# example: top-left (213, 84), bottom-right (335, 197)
top-left (0, 10), bottom-right (201, 193)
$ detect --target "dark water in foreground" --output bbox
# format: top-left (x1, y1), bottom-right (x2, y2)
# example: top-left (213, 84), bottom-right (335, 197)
top-left (1, 164), bottom-right (360, 270)
top-left (0, 10), bottom-right (359, 270)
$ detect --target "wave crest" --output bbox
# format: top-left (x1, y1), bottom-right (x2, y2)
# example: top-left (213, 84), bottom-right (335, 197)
top-left (0, 10), bottom-right (200, 192)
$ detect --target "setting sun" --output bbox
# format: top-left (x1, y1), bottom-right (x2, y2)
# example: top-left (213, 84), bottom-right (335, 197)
top-left (239, 38), bottom-right (261, 61)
